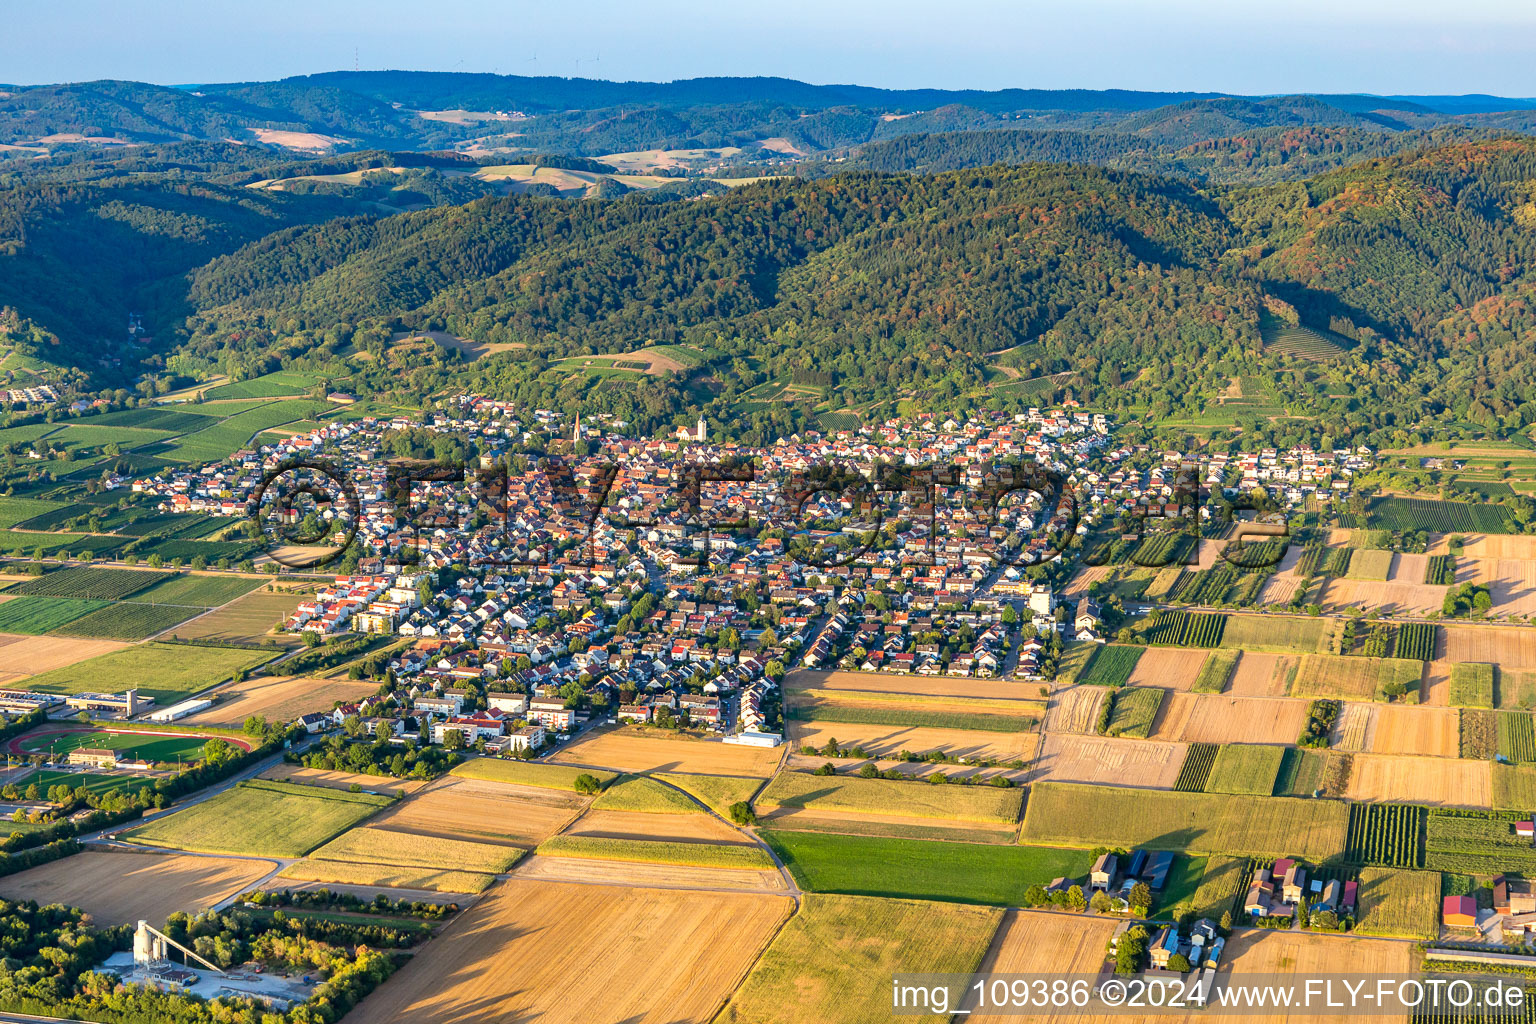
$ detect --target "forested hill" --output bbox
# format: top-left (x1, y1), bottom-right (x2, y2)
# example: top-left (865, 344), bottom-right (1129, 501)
top-left (162, 138), bottom-right (1536, 447)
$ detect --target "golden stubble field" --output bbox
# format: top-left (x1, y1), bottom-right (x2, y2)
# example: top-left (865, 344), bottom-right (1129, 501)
top-left (1369, 705), bottom-right (1460, 757)
top-left (960, 911), bottom-right (1118, 1023)
top-left (259, 765), bottom-right (427, 797)
top-left (550, 727), bottom-right (783, 777)
top-left (0, 851), bottom-right (272, 927)
top-left (1126, 646), bottom-right (1209, 690)
top-left (366, 776), bottom-right (588, 847)
top-left (1227, 652), bottom-right (1297, 697)
top-left (1347, 753), bottom-right (1491, 806)
top-left (1442, 626), bottom-right (1536, 668)
top-left (0, 633), bottom-right (129, 675)
top-left (1318, 578), bottom-right (1446, 615)
top-left (788, 720), bottom-right (1037, 762)
top-left (1035, 733), bottom-right (1185, 789)
top-left (1052, 685), bottom-right (1108, 733)
top-left (1150, 694), bottom-right (1307, 746)
top-left (785, 669), bottom-right (1044, 701)
top-left (356, 879), bottom-right (792, 1024)
top-left (184, 675), bottom-right (378, 727)
top-left (1464, 557), bottom-right (1536, 616)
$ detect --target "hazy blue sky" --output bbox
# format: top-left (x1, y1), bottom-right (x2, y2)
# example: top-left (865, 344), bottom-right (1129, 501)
top-left (10, 0), bottom-right (1536, 96)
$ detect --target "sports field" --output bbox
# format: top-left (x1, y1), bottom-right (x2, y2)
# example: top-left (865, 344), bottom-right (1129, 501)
top-left (7, 725), bottom-right (245, 761)
top-left (125, 779), bottom-right (391, 857)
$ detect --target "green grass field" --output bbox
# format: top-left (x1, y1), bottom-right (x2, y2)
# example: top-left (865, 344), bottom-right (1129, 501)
top-left (1020, 782), bottom-right (1349, 860)
top-left (125, 780), bottom-right (391, 857)
top-left (450, 758), bottom-right (617, 791)
top-left (17, 769), bottom-right (158, 797)
top-left (1192, 649), bottom-right (1240, 693)
top-left (765, 831), bottom-right (1092, 904)
top-left (1104, 687), bottom-right (1164, 739)
top-left (755, 771), bottom-right (1023, 825)
top-left (1345, 548), bottom-right (1395, 581)
top-left (0, 596), bottom-right (108, 634)
top-left (1205, 744), bottom-right (1287, 796)
top-left (1078, 645), bottom-right (1145, 687)
top-left (0, 497), bottom-right (67, 529)
top-left (591, 775), bottom-right (704, 814)
top-left (23, 642), bottom-right (274, 704)
top-left (1450, 663), bottom-right (1496, 709)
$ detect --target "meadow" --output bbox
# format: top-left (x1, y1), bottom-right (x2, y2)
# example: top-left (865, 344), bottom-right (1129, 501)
top-left (310, 826), bottom-right (522, 872)
top-left (754, 771), bottom-right (1023, 825)
top-left (590, 775), bottom-right (703, 814)
top-left (450, 758), bottom-right (617, 791)
top-left (718, 893), bottom-right (1001, 1024)
top-left (653, 773), bottom-right (763, 816)
top-left (1354, 867), bottom-right (1440, 940)
top-left (1020, 782), bottom-right (1349, 860)
top-left (764, 831), bottom-right (1091, 905)
top-left (23, 642), bottom-right (274, 703)
top-left (126, 780), bottom-right (391, 857)
top-left (536, 835), bottom-right (775, 870)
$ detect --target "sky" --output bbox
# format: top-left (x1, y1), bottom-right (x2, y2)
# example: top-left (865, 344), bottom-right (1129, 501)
top-left (9, 0), bottom-right (1536, 97)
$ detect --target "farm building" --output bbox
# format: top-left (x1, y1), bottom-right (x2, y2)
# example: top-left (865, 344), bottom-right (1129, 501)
top-left (1090, 853), bottom-right (1119, 892)
top-left (149, 699), bottom-right (213, 723)
top-left (1443, 895), bottom-right (1478, 928)
top-left (1495, 876), bottom-right (1536, 915)
top-left (64, 689), bottom-right (149, 716)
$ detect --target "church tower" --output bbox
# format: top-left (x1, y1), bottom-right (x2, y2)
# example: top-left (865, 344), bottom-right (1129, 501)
top-left (696, 415), bottom-right (706, 442)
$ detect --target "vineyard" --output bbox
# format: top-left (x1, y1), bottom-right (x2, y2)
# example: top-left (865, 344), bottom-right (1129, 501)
top-left (1424, 808), bottom-right (1536, 875)
top-left (1146, 611), bottom-right (1228, 647)
top-left (1170, 566), bottom-right (1239, 605)
top-left (1175, 743), bottom-right (1218, 792)
top-left (1297, 546), bottom-right (1352, 576)
top-left (1365, 497), bottom-right (1514, 534)
top-left (1449, 664), bottom-right (1496, 709)
top-left (1460, 709), bottom-right (1498, 760)
top-left (1499, 712), bottom-right (1536, 763)
top-left (1394, 623), bottom-right (1438, 662)
top-left (1345, 803), bottom-right (1425, 868)
top-left (5, 566), bottom-right (164, 601)
top-left (1425, 555), bottom-right (1457, 586)
top-left (1129, 533), bottom-right (1197, 568)
top-left (1222, 539), bottom-right (1287, 570)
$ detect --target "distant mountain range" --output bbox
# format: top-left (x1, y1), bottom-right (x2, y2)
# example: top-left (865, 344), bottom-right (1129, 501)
top-left (4, 72), bottom-right (1536, 161)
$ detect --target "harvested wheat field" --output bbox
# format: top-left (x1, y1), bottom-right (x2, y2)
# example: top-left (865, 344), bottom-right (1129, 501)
top-left (550, 726), bottom-right (782, 777)
top-left (0, 851), bottom-right (271, 927)
top-left (1464, 558), bottom-right (1536, 617)
top-left (1318, 578), bottom-right (1445, 615)
top-left (1447, 534), bottom-right (1536, 560)
top-left (1053, 685), bottom-right (1109, 734)
top-left (367, 776), bottom-right (586, 847)
top-left (184, 675), bottom-right (377, 727)
top-left (0, 634), bottom-right (129, 675)
top-left (1063, 564), bottom-right (1112, 598)
top-left (1258, 575), bottom-right (1304, 606)
top-left (1036, 733), bottom-right (1185, 789)
top-left (961, 911), bottom-right (1118, 1022)
top-left (1211, 929), bottom-right (1413, 1024)
top-left (788, 720), bottom-right (1036, 762)
top-left (785, 669), bottom-right (1043, 701)
top-left (1421, 662), bottom-right (1452, 706)
top-left (1389, 553), bottom-right (1429, 583)
top-left (1369, 705), bottom-right (1459, 757)
top-left (1442, 626), bottom-right (1536, 668)
top-left (1227, 652), bottom-right (1297, 697)
top-left (1332, 703), bottom-right (1375, 752)
top-left (1151, 694), bottom-right (1307, 746)
top-left (512, 853), bottom-right (789, 891)
top-left (1126, 646), bottom-right (1209, 690)
top-left (561, 808), bottom-right (754, 845)
top-left (357, 880), bottom-right (792, 1024)
top-left (260, 764), bottom-right (427, 797)
top-left (1347, 753), bottom-right (1491, 807)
